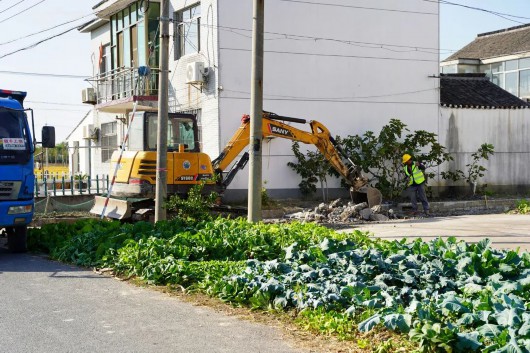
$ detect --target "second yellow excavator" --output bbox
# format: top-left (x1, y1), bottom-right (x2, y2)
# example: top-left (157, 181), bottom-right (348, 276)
top-left (91, 111), bottom-right (381, 219)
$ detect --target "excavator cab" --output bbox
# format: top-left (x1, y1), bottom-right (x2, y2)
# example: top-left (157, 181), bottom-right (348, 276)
top-left (91, 111), bottom-right (217, 219)
top-left (143, 112), bottom-right (200, 152)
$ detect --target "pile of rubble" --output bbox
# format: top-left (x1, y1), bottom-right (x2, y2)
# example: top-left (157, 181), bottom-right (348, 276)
top-left (285, 199), bottom-right (395, 223)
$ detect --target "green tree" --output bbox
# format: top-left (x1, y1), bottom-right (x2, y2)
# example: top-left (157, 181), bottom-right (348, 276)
top-left (335, 119), bottom-right (452, 199)
top-left (287, 142), bottom-right (333, 200)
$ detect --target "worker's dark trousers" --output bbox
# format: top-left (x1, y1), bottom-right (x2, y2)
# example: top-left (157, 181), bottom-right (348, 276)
top-left (409, 183), bottom-right (429, 213)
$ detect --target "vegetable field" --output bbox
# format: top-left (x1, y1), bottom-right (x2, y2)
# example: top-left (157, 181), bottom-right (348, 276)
top-left (29, 218), bottom-right (530, 352)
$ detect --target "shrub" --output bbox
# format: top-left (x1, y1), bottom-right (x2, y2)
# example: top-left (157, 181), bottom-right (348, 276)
top-left (165, 183), bottom-right (218, 221)
top-left (287, 141), bottom-right (332, 199)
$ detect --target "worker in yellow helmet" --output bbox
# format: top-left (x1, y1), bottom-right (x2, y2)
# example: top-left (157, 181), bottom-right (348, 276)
top-left (402, 154), bottom-right (430, 217)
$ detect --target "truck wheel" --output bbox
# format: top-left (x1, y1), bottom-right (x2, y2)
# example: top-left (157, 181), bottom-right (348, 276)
top-left (7, 226), bottom-right (27, 253)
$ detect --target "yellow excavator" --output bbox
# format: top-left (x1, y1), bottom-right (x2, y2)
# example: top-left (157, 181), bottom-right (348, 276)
top-left (91, 111), bottom-right (381, 219)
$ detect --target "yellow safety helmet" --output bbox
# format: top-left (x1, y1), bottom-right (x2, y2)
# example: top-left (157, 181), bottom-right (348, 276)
top-left (402, 154), bottom-right (412, 164)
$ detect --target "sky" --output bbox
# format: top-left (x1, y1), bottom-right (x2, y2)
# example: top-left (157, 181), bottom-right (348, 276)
top-left (0, 0), bottom-right (529, 142)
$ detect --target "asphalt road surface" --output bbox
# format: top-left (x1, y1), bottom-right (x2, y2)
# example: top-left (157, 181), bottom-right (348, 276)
top-left (0, 243), bottom-right (303, 353)
top-left (348, 214), bottom-right (530, 251)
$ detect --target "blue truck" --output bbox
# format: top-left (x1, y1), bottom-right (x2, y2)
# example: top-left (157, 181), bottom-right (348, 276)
top-left (0, 89), bottom-right (55, 252)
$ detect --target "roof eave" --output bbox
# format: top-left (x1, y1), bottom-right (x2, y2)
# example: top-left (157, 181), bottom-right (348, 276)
top-left (78, 18), bottom-right (108, 33)
top-left (95, 0), bottom-right (159, 19)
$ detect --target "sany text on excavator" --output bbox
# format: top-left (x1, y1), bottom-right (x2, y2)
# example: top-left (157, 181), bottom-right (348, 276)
top-left (91, 111), bottom-right (381, 219)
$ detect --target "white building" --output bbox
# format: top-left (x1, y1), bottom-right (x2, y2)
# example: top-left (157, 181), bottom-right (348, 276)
top-left (440, 24), bottom-right (530, 100)
top-left (70, 0), bottom-right (440, 200)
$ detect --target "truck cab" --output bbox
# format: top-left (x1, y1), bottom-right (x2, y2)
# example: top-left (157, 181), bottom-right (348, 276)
top-left (0, 89), bottom-right (55, 252)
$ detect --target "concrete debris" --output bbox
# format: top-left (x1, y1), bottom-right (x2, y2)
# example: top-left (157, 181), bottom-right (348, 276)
top-left (285, 198), bottom-right (393, 223)
top-left (370, 214), bottom-right (389, 222)
top-left (360, 208), bottom-right (373, 221)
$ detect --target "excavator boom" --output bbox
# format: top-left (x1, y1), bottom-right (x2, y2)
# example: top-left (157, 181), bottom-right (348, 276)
top-left (213, 112), bottom-right (382, 207)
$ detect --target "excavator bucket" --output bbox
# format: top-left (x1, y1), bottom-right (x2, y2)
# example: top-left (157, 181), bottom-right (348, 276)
top-left (90, 196), bottom-right (132, 220)
top-left (350, 186), bottom-right (383, 208)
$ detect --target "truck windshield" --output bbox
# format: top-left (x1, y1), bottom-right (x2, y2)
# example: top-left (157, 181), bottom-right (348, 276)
top-left (0, 109), bottom-right (31, 164)
top-left (146, 114), bottom-right (197, 152)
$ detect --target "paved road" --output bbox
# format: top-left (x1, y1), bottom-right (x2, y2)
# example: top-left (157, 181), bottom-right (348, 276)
top-left (347, 214), bottom-right (530, 250)
top-left (0, 245), bottom-right (303, 353)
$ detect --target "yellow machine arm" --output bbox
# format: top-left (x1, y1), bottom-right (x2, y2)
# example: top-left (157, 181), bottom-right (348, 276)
top-left (212, 112), bottom-right (369, 192)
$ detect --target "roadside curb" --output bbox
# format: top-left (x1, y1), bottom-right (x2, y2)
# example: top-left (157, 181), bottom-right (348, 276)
top-left (397, 198), bottom-right (519, 214)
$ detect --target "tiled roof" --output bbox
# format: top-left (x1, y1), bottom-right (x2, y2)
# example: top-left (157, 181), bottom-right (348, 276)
top-left (443, 24), bottom-right (530, 62)
top-left (440, 74), bottom-right (530, 109)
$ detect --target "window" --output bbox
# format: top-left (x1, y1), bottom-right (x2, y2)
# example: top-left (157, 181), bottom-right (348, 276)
top-left (131, 25), bottom-right (138, 67)
top-left (145, 113), bottom-right (199, 152)
top-left (520, 58), bottom-right (530, 69)
top-left (441, 65), bottom-right (457, 74)
top-left (492, 73), bottom-right (504, 88)
top-left (491, 62), bottom-right (504, 73)
top-left (520, 70), bottom-right (530, 97)
top-left (147, 4), bottom-right (160, 68)
top-left (117, 31), bottom-right (124, 68)
top-left (505, 71), bottom-right (518, 96)
top-left (101, 122), bottom-right (118, 162)
top-left (175, 3), bottom-right (201, 59)
top-left (506, 60), bottom-right (518, 71)
top-left (110, 2), bottom-right (160, 70)
top-left (99, 44), bottom-right (111, 75)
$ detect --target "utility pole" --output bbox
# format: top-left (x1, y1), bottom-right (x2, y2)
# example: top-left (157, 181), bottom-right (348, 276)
top-left (155, 0), bottom-right (170, 222)
top-left (247, 0), bottom-right (265, 222)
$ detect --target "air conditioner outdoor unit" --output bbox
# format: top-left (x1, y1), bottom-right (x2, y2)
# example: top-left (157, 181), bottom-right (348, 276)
top-left (186, 62), bottom-right (205, 84)
top-left (82, 124), bottom-right (95, 139)
top-left (82, 87), bottom-right (96, 105)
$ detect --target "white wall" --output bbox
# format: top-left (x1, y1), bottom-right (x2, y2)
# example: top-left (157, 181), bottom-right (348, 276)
top-left (438, 108), bottom-right (530, 191)
top-left (79, 0), bottom-right (441, 200)
top-left (217, 0), bottom-right (440, 198)
top-left (89, 26), bottom-right (118, 178)
top-left (169, 0), bottom-right (220, 157)
top-left (69, 23), bottom-right (118, 178)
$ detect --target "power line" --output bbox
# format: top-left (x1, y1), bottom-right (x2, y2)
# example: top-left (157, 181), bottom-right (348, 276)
top-left (0, 69), bottom-right (88, 79)
top-left (220, 47), bottom-right (439, 62)
top-left (0, 0), bottom-right (47, 25)
top-left (203, 23), bottom-right (455, 54)
top-left (223, 96), bottom-right (437, 105)
top-left (425, 0), bottom-right (530, 24)
top-left (0, 0), bottom-right (27, 15)
top-left (0, 12), bottom-right (94, 46)
top-left (31, 107), bottom-right (90, 112)
top-left (278, 0), bottom-right (438, 16)
top-left (223, 88), bottom-right (438, 101)
top-left (0, 25), bottom-right (77, 59)
top-left (27, 100), bottom-right (88, 107)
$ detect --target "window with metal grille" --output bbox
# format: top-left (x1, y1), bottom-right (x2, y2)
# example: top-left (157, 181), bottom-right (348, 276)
top-left (101, 122), bottom-right (117, 162)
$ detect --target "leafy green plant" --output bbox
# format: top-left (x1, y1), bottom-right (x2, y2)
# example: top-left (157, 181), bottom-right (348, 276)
top-left (261, 180), bottom-right (276, 207)
top-left (296, 308), bottom-right (356, 340)
top-left (26, 214), bottom-right (530, 353)
top-left (516, 199), bottom-right (530, 214)
top-left (73, 173), bottom-right (88, 180)
top-left (441, 143), bottom-right (495, 195)
top-left (466, 143), bottom-right (495, 186)
top-left (165, 182), bottom-right (218, 221)
top-left (287, 141), bottom-right (333, 200)
top-left (335, 119), bottom-right (452, 199)
top-left (408, 322), bottom-right (456, 353)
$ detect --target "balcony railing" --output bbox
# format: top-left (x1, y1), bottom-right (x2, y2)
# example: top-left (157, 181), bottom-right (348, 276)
top-left (93, 67), bottom-right (159, 104)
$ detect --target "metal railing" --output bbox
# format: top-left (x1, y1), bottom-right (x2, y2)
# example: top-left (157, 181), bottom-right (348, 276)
top-left (93, 67), bottom-right (159, 104)
top-left (35, 174), bottom-right (110, 197)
